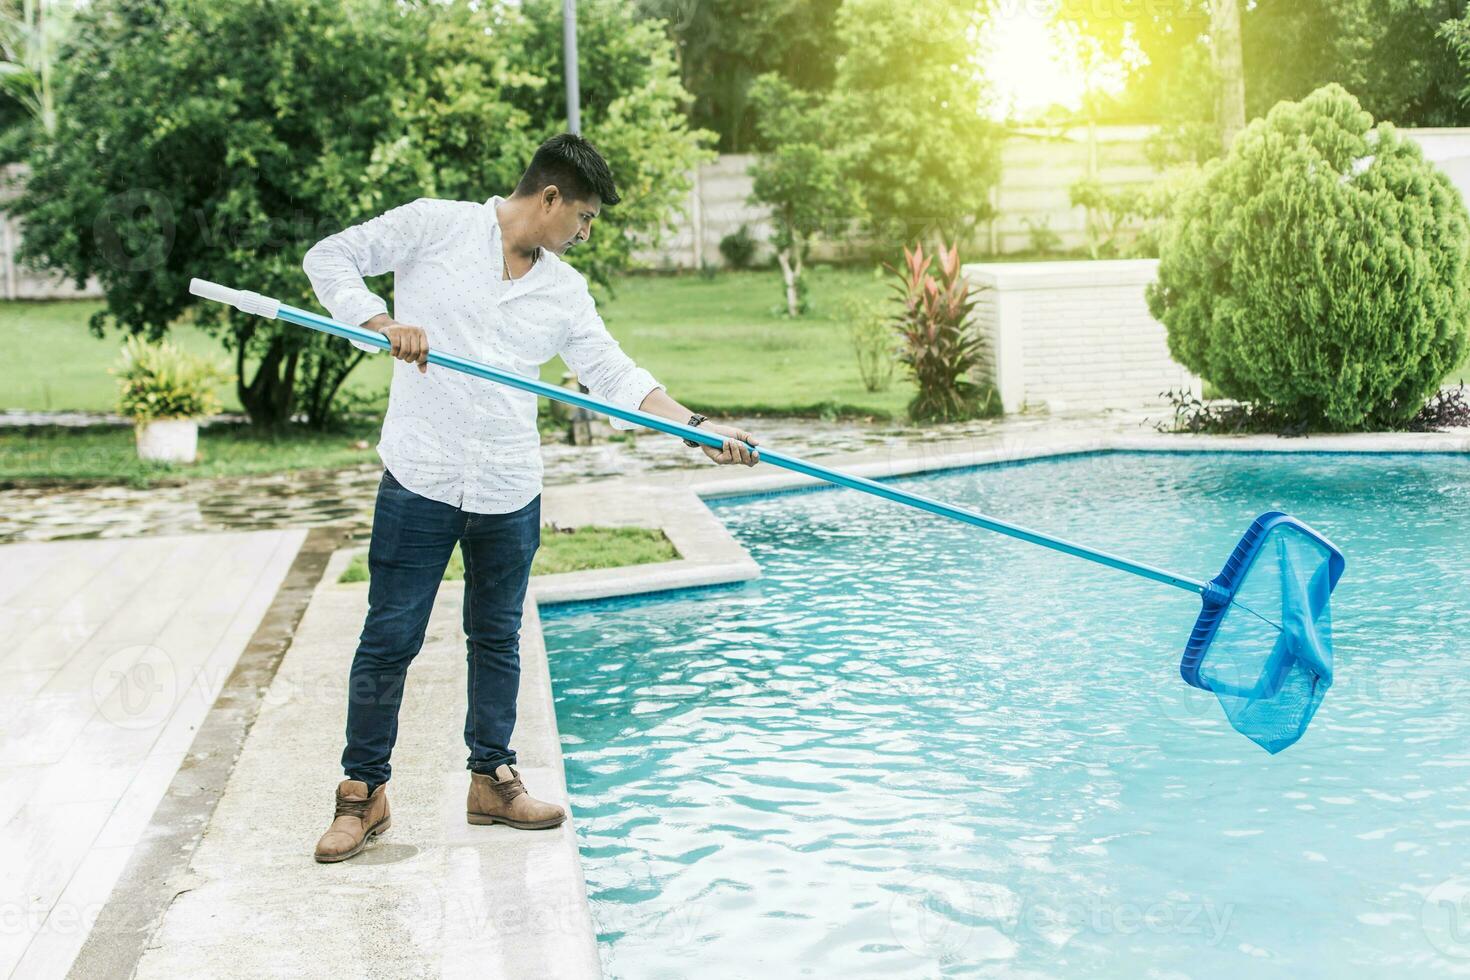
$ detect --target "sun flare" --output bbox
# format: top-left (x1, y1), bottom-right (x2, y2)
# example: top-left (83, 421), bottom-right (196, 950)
top-left (977, 9), bottom-right (1133, 122)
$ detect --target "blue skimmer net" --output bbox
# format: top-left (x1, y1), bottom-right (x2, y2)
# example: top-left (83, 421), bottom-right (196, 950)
top-left (1182, 513), bottom-right (1344, 753)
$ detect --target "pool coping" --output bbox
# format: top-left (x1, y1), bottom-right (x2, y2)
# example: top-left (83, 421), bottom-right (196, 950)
top-left (324, 425), bottom-right (1470, 977)
top-left (332, 425), bottom-right (1470, 610)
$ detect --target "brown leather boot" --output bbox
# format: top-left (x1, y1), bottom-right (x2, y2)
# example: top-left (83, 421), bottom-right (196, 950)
top-left (314, 778), bottom-right (391, 863)
top-left (467, 764), bottom-right (566, 830)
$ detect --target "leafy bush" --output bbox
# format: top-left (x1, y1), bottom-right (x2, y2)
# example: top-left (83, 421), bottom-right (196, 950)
top-left (831, 0), bottom-right (999, 246)
top-left (718, 224), bottom-right (758, 270)
top-left (1146, 84), bottom-right (1470, 430)
top-left (1147, 387), bottom-right (1307, 437)
top-left (1407, 383), bottom-right (1470, 432)
top-left (746, 73), bottom-right (860, 317)
top-left (114, 335), bottom-right (231, 423)
top-left (1153, 382), bottom-right (1470, 435)
top-left (1021, 216), bottom-right (1062, 256)
top-left (884, 240), bottom-right (995, 423)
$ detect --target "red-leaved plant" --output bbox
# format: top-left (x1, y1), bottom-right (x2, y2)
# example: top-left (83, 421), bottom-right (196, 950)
top-left (884, 240), bottom-right (994, 423)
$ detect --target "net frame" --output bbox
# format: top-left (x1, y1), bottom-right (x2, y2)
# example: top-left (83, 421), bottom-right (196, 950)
top-left (1180, 511), bottom-right (1346, 752)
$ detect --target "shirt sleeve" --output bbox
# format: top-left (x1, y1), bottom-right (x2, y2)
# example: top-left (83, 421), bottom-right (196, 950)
top-left (301, 197), bottom-right (455, 354)
top-left (559, 281), bottom-right (665, 432)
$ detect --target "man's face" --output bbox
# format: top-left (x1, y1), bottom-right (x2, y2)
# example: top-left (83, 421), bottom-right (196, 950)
top-left (543, 187), bottom-right (600, 255)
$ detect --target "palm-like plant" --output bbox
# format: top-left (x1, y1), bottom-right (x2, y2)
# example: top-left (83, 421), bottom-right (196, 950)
top-left (0, 0), bottom-right (69, 135)
top-left (884, 240), bottom-right (993, 423)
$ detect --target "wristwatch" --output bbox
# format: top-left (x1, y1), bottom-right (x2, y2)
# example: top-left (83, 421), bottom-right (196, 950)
top-left (683, 413), bottom-right (708, 448)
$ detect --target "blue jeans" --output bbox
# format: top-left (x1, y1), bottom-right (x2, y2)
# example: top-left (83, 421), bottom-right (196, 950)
top-left (342, 467), bottom-right (541, 789)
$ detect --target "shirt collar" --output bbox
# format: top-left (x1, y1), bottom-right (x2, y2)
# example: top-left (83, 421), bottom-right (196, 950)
top-left (485, 194), bottom-right (551, 290)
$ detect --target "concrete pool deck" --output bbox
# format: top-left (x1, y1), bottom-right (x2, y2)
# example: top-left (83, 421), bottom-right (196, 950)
top-left (0, 528), bottom-right (312, 980)
top-left (34, 420), bottom-right (1470, 978)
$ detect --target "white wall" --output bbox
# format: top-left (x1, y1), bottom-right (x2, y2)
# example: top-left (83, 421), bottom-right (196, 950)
top-left (964, 258), bottom-right (1201, 414)
top-left (1405, 129), bottom-right (1470, 210)
top-left (633, 126), bottom-right (1470, 271)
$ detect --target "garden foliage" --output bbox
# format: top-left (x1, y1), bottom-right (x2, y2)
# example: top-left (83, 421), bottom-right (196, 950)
top-left (885, 241), bottom-right (993, 423)
top-left (16, 0), bottom-right (712, 429)
top-left (114, 335), bottom-right (231, 423)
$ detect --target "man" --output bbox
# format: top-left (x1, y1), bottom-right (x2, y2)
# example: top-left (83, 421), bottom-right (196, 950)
top-left (303, 133), bottom-right (760, 864)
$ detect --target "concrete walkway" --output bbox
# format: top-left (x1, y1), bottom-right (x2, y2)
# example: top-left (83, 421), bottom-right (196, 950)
top-left (125, 557), bottom-right (602, 980)
top-left (0, 529), bottom-right (306, 980)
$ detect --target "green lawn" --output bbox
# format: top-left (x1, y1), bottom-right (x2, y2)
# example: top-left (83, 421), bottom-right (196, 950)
top-left (543, 265), bottom-right (910, 419)
top-left (337, 525), bottom-right (678, 582)
top-left (8, 269), bottom-right (1470, 422)
top-left (0, 419), bottom-right (385, 487)
top-left (0, 265), bottom-right (909, 420)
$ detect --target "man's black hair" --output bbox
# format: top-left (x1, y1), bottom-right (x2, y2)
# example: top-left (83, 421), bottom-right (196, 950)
top-left (512, 133), bottom-right (621, 207)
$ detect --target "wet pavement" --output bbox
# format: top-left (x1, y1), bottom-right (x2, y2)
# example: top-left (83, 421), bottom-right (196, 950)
top-left (0, 412), bottom-right (1138, 544)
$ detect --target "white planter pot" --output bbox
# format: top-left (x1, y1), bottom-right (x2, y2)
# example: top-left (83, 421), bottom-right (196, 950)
top-left (135, 417), bottom-right (200, 463)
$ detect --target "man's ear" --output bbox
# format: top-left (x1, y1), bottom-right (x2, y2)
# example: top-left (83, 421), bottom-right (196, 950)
top-left (540, 185), bottom-right (561, 212)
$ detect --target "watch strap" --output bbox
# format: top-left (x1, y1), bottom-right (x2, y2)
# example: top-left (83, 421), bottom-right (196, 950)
top-left (683, 413), bottom-right (707, 448)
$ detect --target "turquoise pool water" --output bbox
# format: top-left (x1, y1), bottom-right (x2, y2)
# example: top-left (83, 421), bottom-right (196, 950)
top-left (541, 452), bottom-right (1470, 979)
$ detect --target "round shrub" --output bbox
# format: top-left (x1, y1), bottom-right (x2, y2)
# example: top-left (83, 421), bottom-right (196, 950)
top-left (1146, 84), bottom-right (1470, 430)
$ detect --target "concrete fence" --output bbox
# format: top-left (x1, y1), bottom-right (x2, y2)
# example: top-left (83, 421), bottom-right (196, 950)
top-left (631, 126), bottom-right (1470, 270)
top-left (964, 258), bottom-right (1201, 414)
top-left (0, 164), bottom-right (104, 299)
top-left (630, 126), bottom-right (1164, 270)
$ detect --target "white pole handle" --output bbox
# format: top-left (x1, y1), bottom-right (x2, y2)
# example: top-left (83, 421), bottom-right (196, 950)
top-left (188, 278), bottom-right (281, 319)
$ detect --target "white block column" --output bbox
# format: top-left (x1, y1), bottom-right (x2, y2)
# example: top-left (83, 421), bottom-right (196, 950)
top-left (963, 259), bottom-right (1203, 414)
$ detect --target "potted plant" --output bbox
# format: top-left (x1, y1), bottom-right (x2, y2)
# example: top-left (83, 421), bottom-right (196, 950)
top-left (113, 335), bottom-right (232, 463)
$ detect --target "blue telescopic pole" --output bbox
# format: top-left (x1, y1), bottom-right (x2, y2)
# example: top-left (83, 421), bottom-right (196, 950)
top-left (189, 278), bottom-right (1209, 596)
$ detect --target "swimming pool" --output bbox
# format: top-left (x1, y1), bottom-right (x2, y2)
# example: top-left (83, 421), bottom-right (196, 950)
top-left (542, 451), bottom-right (1470, 978)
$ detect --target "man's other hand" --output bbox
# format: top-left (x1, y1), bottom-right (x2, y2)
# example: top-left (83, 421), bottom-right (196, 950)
top-left (699, 423), bottom-right (760, 466)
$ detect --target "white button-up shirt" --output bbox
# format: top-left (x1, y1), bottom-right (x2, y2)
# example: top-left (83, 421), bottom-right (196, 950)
top-left (303, 195), bottom-right (664, 514)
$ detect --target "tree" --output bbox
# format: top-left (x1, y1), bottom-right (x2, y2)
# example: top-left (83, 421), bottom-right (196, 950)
top-left (633, 0), bottom-right (843, 153)
top-left (1056, 0), bottom-right (1239, 156)
top-left (1068, 0), bottom-right (1470, 135)
top-left (0, 0), bottom-right (72, 164)
top-left (497, 0), bottom-right (717, 292)
top-left (1210, 0), bottom-right (1244, 153)
top-left (745, 74), bottom-right (861, 317)
top-left (1146, 85), bottom-right (1470, 430)
top-left (830, 0), bottom-right (1000, 252)
top-left (0, 0), bottom-right (68, 134)
top-left (15, 0), bottom-right (710, 429)
top-left (1247, 0), bottom-right (1467, 128)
